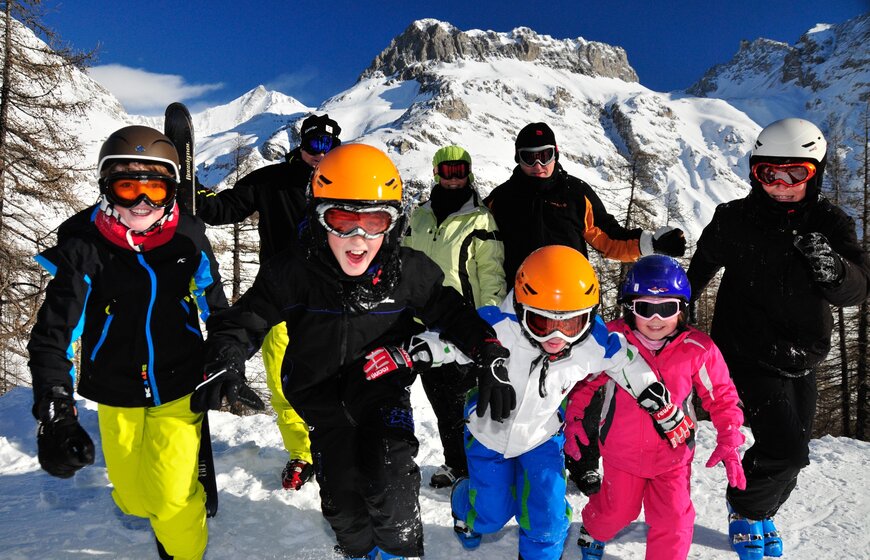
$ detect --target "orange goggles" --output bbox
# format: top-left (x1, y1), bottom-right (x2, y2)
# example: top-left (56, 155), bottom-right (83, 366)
top-left (103, 173), bottom-right (176, 208)
top-left (751, 161), bottom-right (816, 188)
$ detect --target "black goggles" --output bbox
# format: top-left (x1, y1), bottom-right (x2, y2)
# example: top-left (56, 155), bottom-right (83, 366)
top-left (303, 134), bottom-right (338, 155)
top-left (628, 298), bottom-right (684, 320)
top-left (517, 145), bottom-right (556, 167)
top-left (437, 160), bottom-right (471, 180)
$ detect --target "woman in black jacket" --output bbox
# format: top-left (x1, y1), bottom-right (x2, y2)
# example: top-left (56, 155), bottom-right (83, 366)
top-left (688, 118), bottom-right (870, 560)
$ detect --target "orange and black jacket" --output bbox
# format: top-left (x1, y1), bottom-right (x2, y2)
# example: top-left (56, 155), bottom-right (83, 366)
top-left (27, 206), bottom-right (229, 409)
top-left (196, 148), bottom-right (312, 261)
top-left (484, 164), bottom-right (644, 281)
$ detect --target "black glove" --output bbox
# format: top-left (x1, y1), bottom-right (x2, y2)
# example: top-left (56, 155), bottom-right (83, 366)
top-left (794, 232), bottom-right (845, 286)
top-left (35, 386), bottom-right (95, 479)
top-left (474, 340), bottom-right (515, 422)
top-left (652, 227), bottom-right (687, 257)
top-left (191, 344), bottom-right (265, 412)
top-left (363, 335), bottom-right (434, 381)
top-left (687, 299), bottom-right (698, 326)
top-left (636, 381), bottom-right (694, 448)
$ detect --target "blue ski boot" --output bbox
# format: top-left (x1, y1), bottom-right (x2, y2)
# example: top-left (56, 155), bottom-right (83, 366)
top-left (577, 525), bottom-right (605, 560)
top-left (727, 502), bottom-right (764, 560)
top-left (761, 517), bottom-right (783, 557)
top-left (336, 545), bottom-right (377, 559)
top-left (450, 477), bottom-right (482, 550)
top-left (378, 548), bottom-right (415, 560)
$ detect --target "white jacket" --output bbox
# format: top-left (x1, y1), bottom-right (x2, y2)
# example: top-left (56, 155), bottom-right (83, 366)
top-left (425, 294), bottom-right (660, 458)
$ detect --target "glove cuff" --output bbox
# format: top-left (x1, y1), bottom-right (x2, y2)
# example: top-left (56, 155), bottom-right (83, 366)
top-left (35, 386), bottom-right (77, 424)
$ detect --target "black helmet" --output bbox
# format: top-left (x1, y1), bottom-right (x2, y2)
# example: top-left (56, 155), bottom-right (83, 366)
top-left (98, 126), bottom-right (180, 181)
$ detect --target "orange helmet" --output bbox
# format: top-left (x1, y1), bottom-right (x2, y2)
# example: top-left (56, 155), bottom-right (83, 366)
top-left (515, 245), bottom-right (599, 311)
top-left (310, 143), bottom-right (402, 203)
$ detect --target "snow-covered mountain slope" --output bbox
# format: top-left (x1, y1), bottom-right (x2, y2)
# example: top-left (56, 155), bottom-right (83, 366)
top-left (1, 385), bottom-right (868, 559)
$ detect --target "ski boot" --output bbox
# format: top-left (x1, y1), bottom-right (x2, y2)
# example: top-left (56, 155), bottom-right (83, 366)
top-left (378, 548), bottom-right (420, 559)
top-left (727, 502), bottom-right (764, 560)
top-left (430, 464), bottom-right (464, 489)
top-left (450, 477), bottom-right (482, 550)
top-left (335, 545), bottom-right (377, 559)
top-left (761, 517), bottom-right (783, 557)
top-left (282, 458), bottom-right (313, 490)
top-left (577, 525), bottom-right (605, 560)
top-left (573, 470), bottom-right (602, 496)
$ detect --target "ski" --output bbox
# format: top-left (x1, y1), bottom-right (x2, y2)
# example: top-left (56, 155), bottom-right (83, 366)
top-left (198, 411), bottom-right (219, 518)
top-left (163, 102), bottom-right (196, 215)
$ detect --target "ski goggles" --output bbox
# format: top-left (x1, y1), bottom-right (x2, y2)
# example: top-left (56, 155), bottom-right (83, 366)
top-left (751, 161), bottom-right (816, 188)
top-left (437, 160), bottom-right (471, 180)
top-left (517, 145), bottom-right (556, 167)
top-left (303, 134), bottom-right (339, 155)
top-left (628, 297), bottom-right (684, 320)
top-left (520, 306), bottom-right (595, 344)
top-left (102, 173), bottom-right (177, 208)
top-left (316, 202), bottom-right (400, 239)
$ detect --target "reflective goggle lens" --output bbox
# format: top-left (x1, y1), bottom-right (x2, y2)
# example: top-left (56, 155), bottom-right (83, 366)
top-left (630, 298), bottom-right (683, 320)
top-left (437, 160), bottom-right (471, 180)
top-left (751, 161), bottom-right (816, 188)
top-left (317, 204), bottom-right (398, 239)
top-left (304, 134), bottom-right (337, 155)
top-left (105, 174), bottom-right (175, 208)
top-left (517, 145), bottom-right (556, 167)
top-left (523, 308), bottom-right (591, 341)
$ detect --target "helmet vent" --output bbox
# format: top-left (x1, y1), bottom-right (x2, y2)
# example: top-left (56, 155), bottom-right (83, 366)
top-left (318, 175), bottom-right (333, 185)
top-left (385, 178), bottom-right (395, 187)
top-left (801, 141), bottom-right (816, 148)
top-left (584, 284), bottom-right (596, 295)
top-left (520, 283), bottom-right (538, 296)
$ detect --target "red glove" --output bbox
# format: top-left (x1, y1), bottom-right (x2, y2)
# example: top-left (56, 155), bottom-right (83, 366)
top-left (563, 415), bottom-right (590, 460)
top-left (705, 428), bottom-right (746, 489)
top-left (364, 346), bottom-right (414, 381)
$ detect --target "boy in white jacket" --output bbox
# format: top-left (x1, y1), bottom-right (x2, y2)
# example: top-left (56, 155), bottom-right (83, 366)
top-left (372, 246), bottom-right (693, 560)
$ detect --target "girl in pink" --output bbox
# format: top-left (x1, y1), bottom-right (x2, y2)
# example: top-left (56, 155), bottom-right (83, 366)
top-left (565, 255), bottom-right (746, 560)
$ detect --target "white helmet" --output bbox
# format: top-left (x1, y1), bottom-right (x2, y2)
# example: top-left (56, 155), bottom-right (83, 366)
top-left (751, 118), bottom-right (826, 164)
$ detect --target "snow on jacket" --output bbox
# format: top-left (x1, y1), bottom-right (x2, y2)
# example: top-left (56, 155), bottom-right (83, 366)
top-left (27, 206), bottom-right (228, 409)
top-left (196, 147), bottom-right (312, 261)
top-left (449, 295), bottom-right (661, 459)
top-left (402, 190), bottom-right (505, 307)
top-left (687, 190), bottom-right (870, 374)
top-left (566, 319), bottom-right (743, 478)
top-left (484, 165), bottom-right (657, 282)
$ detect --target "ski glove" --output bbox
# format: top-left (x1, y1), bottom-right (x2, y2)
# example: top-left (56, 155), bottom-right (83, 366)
top-left (652, 227), bottom-right (687, 257)
top-left (563, 413), bottom-right (590, 461)
top-left (705, 428), bottom-right (746, 489)
top-left (636, 381), bottom-right (695, 448)
top-left (474, 340), bottom-right (515, 422)
top-left (191, 344), bottom-right (265, 413)
top-left (35, 386), bottom-right (95, 479)
top-left (364, 335), bottom-right (435, 381)
top-left (794, 232), bottom-right (845, 286)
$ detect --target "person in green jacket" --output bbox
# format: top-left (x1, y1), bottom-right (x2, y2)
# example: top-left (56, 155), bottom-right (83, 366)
top-left (402, 145), bottom-right (506, 487)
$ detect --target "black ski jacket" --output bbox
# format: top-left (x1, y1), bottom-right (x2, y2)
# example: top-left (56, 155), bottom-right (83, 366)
top-left (687, 191), bottom-right (870, 375)
top-left (27, 206), bottom-right (229, 409)
top-left (485, 165), bottom-right (645, 281)
top-left (206, 246), bottom-right (498, 428)
top-left (196, 148), bottom-right (312, 261)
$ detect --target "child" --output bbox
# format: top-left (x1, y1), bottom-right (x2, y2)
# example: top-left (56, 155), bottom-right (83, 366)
top-left (416, 245), bottom-right (693, 560)
top-left (566, 255), bottom-right (745, 560)
top-left (402, 144), bottom-right (505, 488)
top-left (202, 143), bottom-right (513, 560)
top-left (27, 126), bottom-right (261, 560)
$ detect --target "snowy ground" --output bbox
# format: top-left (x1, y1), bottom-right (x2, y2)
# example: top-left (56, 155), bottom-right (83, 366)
top-left (1, 382), bottom-right (868, 560)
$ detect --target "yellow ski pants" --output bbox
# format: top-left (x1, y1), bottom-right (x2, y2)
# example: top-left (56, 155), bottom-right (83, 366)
top-left (262, 322), bottom-right (311, 463)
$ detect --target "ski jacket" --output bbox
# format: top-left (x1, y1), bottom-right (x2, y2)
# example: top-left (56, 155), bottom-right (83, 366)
top-left (205, 246), bottom-right (499, 427)
top-left (484, 165), bottom-right (651, 281)
top-left (196, 147), bottom-right (312, 261)
top-left (28, 206), bottom-right (228, 409)
top-left (567, 320), bottom-right (743, 478)
top-left (452, 296), bottom-right (660, 459)
top-left (687, 191), bottom-right (870, 375)
top-left (402, 190), bottom-right (505, 308)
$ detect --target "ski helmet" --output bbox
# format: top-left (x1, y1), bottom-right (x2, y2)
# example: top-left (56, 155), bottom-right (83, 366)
top-left (749, 118), bottom-right (827, 202)
top-left (310, 143), bottom-right (402, 204)
top-left (620, 255), bottom-right (691, 302)
top-left (98, 126), bottom-right (180, 181)
top-left (514, 245), bottom-right (599, 347)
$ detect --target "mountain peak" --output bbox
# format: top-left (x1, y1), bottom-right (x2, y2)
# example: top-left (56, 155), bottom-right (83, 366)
top-left (361, 19), bottom-right (638, 83)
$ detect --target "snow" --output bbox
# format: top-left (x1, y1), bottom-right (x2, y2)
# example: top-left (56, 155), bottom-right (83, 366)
top-left (1, 384), bottom-right (868, 559)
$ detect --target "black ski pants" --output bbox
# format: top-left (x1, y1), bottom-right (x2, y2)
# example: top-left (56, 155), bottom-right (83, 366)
top-left (725, 366), bottom-right (817, 520)
top-left (420, 362), bottom-right (475, 475)
top-left (309, 393), bottom-right (423, 558)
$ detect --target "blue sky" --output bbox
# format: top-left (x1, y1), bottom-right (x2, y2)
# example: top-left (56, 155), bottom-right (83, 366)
top-left (42, 0), bottom-right (868, 115)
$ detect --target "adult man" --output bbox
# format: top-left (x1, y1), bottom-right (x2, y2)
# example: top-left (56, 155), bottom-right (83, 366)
top-left (197, 114), bottom-right (342, 490)
top-left (485, 122), bottom-right (686, 495)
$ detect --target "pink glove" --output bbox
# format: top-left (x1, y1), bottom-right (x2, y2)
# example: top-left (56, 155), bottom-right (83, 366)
top-left (563, 416), bottom-right (590, 460)
top-left (705, 428), bottom-right (746, 490)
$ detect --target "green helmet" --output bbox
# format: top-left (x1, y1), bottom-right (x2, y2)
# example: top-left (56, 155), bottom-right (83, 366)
top-left (432, 145), bottom-right (474, 184)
